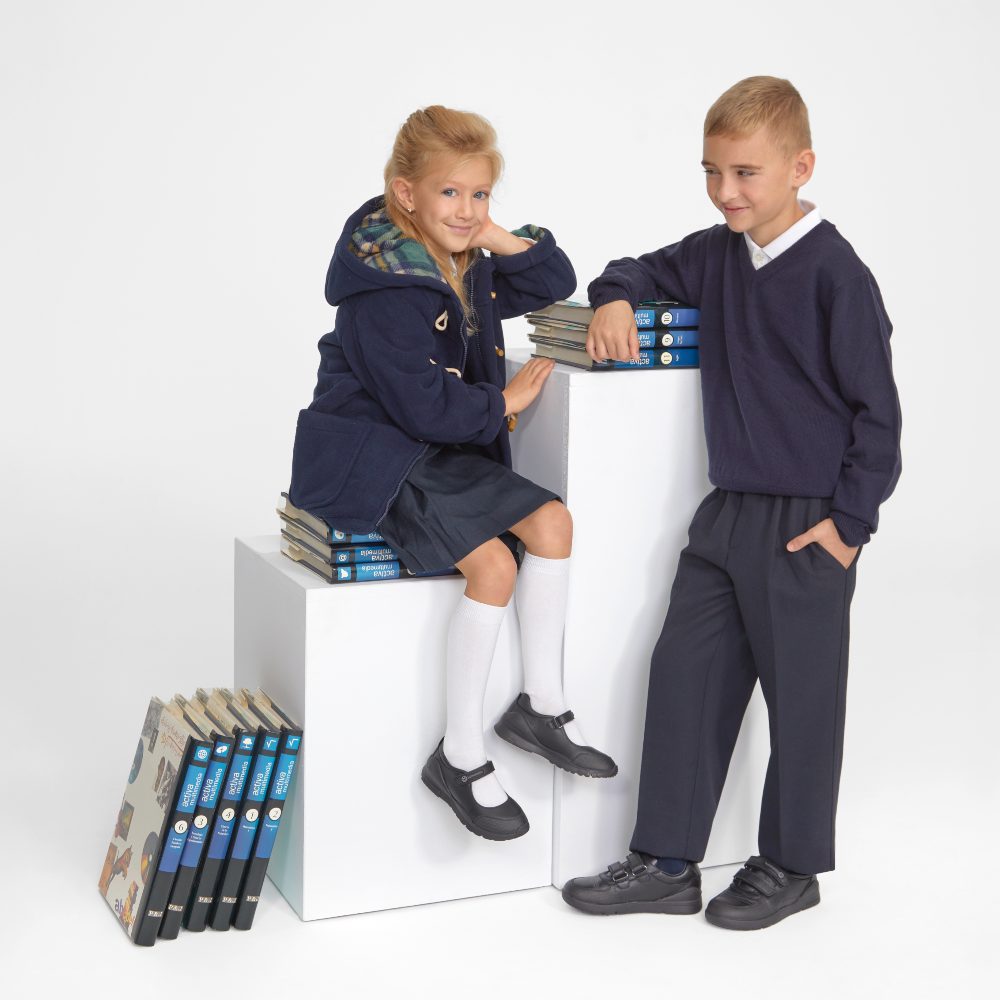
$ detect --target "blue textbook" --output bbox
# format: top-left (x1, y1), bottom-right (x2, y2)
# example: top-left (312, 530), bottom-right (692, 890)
top-left (158, 698), bottom-right (234, 940)
top-left (232, 690), bottom-right (303, 931)
top-left (183, 693), bottom-right (260, 932)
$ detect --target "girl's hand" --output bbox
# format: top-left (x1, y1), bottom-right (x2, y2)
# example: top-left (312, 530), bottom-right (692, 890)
top-left (502, 357), bottom-right (555, 416)
top-left (586, 300), bottom-right (640, 362)
top-left (786, 517), bottom-right (859, 570)
top-left (471, 218), bottom-right (532, 256)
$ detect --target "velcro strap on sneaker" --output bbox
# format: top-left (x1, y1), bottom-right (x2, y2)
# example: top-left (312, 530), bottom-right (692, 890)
top-left (547, 710), bottom-right (575, 729)
top-left (734, 867), bottom-right (779, 897)
top-left (458, 760), bottom-right (495, 784)
top-left (745, 855), bottom-right (787, 885)
top-left (608, 861), bottom-right (629, 883)
top-left (625, 852), bottom-right (648, 876)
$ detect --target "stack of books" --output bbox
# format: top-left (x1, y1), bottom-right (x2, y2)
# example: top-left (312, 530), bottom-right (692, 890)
top-left (525, 299), bottom-right (700, 370)
top-left (277, 493), bottom-right (457, 583)
top-left (99, 688), bottom-right (302, 946)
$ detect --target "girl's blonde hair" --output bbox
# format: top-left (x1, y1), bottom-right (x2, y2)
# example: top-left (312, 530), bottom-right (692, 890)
top-left (384, 106), bottom-right (504, 318)
top-left (704, 76), bottom-right (812, 156)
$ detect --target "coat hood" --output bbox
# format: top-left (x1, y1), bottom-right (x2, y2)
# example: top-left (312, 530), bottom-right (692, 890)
top-left (324, 196), bottom-right (457, 306)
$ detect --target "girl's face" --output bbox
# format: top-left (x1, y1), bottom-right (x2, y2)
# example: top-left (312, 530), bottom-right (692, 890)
top-left (393, 155), bottom-right (493, 256)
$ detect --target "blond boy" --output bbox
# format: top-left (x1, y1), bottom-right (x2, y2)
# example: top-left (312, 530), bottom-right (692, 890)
top-left (561, 77), bottom-right (901, 930)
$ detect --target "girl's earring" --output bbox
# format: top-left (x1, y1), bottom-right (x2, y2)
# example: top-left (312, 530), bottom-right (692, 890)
top-left (408, 207), bottom-right (414, 214)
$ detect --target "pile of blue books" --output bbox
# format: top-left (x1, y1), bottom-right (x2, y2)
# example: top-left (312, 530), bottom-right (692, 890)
top-left (278, 493), bottom-right (457, 584)
top-left (525, 299), bottom-right (700, 370)
top-left (99, 688), bottom-right (302, 945)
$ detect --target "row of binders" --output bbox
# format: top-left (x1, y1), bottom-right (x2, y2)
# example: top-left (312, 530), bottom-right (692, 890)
top-left (277, 493), bottom-right (458, 585)
top-left (526, 299), bottom-right (700, 370)
top-left (99, 687), bottom-right (302, 946)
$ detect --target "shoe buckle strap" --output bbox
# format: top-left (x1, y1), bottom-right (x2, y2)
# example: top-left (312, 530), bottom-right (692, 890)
top-left (547, 710), bottom-right (575, 730)
top-left (458, 760), bottom-right (495, 784)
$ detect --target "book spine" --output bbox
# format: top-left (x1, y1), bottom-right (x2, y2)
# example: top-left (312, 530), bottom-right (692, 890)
top-left (158, 735), bottom-right (234, 939)
top-left (232, 731), bottom-right (303, 930)
top-left (208, 732), bottom-right (279, 930)
top-left (602, 348), bottom-right (699, 370)
top-left (184, 732), bottom-right (256, 931)
top-left (654, 328), bottom-right (699, 348)
top-left (333, 561), bottom-right (405, 583)
top-left (332, 544), bottom-right (398, 565)
top-left (635, 305), bottom-right (700, 328)
top-left (331, 530), bottom-right (385, 545)
top-left (132, 739), bottom-right (212, 946)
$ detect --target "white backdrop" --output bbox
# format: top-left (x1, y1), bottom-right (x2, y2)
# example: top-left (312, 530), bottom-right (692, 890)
top-left (2, 0), bottom-right (996, 993)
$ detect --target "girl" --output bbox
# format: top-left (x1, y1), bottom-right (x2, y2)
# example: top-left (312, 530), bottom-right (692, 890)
top-left (288, 106), bottom-right (616, 841)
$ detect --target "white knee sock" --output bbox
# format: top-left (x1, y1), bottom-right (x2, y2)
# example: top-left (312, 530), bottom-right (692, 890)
top-left (442, 595), bottom-right (509, 807)
top-left (515, 552), bottom-right (589, 747)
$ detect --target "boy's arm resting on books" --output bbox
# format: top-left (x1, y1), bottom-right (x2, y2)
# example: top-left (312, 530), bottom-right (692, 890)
top-left (585, 230), bottom-right (710, 361)
top-left (341, 290), bottom-right (506, 446)
top-left (586, 229), bottom-right (710, 312)
top-left (827, 272), bottom-right (903, 547)
top-left (489, 226), bottom-right (577, 320)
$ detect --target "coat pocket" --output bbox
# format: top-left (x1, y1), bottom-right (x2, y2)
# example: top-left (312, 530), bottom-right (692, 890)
top-left (288, 409), bottom-right (369, 512)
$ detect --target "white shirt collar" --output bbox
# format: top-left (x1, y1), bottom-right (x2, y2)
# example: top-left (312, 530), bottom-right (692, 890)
top-left (745, 201), bottom-right (822, 269)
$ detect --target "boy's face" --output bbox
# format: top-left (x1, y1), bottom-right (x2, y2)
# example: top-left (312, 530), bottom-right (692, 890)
top-left (702, 129), bottom-right (815, 247)
top-left (393, 155), bottom-right (493, 257)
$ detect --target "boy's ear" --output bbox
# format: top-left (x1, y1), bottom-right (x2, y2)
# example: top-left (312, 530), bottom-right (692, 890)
top-left (391, 177), bottom-right (415, 212)
top-left (792, 149), bottom-right (816, 190)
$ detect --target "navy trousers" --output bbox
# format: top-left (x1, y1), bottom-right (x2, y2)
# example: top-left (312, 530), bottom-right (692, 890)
top-left (629, 489), bottom-right (859, 876)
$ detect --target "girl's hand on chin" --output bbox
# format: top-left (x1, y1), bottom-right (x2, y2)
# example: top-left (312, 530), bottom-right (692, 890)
top-left (470, 219), bottom-right (532, 256)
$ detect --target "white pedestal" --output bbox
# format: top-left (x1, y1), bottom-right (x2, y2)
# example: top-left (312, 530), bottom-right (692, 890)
top-left (234, 536), bottom-right (554, 920)
top-left (507, 350), bottom-right (769, 885)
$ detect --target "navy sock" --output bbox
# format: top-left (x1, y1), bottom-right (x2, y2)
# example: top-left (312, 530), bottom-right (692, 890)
top-left (654, 856), bottom-right (687, 875)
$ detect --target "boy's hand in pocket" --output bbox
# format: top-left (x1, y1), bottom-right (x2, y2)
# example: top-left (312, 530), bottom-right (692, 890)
top-left (786, 517), bottom-right (859, 570)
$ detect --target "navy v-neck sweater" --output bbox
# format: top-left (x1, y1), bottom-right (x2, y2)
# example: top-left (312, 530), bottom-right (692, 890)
top-left (588, 221), bottom-right (901, 546)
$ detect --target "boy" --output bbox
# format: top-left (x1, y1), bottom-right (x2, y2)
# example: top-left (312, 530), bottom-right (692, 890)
top-left (561, 77), bottom-right (901, 930)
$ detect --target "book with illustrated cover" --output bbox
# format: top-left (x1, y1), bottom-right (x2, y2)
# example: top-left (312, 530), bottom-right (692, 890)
top-left (158, 697), bottom-right (235, 940)
top-left (232, 690), bottom-right (303, 930)
top-left (531, 340), bottom-right (700, 371)
top-left (99, 698), bottom-right (212, 946)
top-left (529, 324), bottom-right (699, 350)
top-left (208, 690), bottom-right (280, 930)
top-left (526, 299), bottom-right (700, 331)
top-left (278, 493), bottom-right (385, 546)
top-left (184, 692), bottom-right (260, 932)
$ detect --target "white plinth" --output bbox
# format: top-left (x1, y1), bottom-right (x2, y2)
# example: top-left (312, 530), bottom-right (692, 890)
top-left (507, 350), bottom-right (769, 885)
top-left (234, 536), bottom-right (554, 920)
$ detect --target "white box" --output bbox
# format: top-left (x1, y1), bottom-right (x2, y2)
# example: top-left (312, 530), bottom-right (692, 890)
top-left (234, 536), bottom-right (554, 920)
top-left (506, 351), bottom-right (769, 885)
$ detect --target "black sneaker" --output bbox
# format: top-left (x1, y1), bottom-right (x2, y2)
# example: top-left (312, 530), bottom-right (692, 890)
top-left (704, 856), bottom-right (820, 930)
top-left (494, 693), bottom-right (618, 778)
top-left (420, 740), bottom-right (529, 842)
top-left (561, 852), bottom-right (702, 915)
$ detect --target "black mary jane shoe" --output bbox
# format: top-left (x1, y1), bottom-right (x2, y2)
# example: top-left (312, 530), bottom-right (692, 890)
top-left (493, 693), bottom-right (618, 778)
top-left (704, 855), bottom-right (820, 930)
top-left (420, 740), bottom-right (529, 842)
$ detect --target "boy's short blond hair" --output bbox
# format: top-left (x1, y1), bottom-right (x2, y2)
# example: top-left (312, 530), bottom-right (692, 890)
top-left (704, 76), bottom-right (811, 155)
